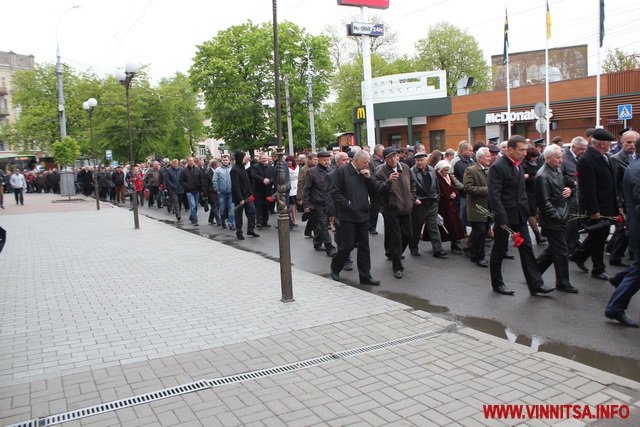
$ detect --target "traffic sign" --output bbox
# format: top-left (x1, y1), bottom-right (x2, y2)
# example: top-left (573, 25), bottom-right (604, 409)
top-left (535, 118), bottom-right (547, 134)
top-left (534, 102), bottom-right (546, 118)
top-left (105, 150), bottom-right (112, 160)
top-left (618, 104), bottom-right (633, 120)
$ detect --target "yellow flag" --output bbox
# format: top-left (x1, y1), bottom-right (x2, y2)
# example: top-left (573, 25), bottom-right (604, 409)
top-left (546, 1), bottom-right (552, 39)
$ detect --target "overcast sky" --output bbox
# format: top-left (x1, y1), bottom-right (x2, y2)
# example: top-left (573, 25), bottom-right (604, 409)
top-left (3, 0), bottom-right (639, 82)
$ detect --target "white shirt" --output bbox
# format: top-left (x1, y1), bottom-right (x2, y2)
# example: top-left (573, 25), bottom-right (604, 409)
top-left (10, 173), bottom-right (27, 189)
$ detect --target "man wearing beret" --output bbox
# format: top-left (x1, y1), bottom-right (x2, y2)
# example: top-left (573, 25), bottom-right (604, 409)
top-left (303, 151), bottom-right (336, 257)
top-left (375, 147), bottom-right (416, 279)
top-left (570, 128), bottom-right (618, 280)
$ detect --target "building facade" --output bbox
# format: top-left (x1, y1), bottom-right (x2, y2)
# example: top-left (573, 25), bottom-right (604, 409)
top-left (371, 69), bottom-right (639, 151)
top-left (0, 50), bottom-right (35, 150)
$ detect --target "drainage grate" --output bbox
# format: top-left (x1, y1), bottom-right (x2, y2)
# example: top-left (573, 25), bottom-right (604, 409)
top-left (7, 329), bottom-right (442, 427)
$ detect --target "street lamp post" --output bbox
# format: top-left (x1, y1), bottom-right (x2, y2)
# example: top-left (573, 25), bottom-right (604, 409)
top-left (55, 5), bottom-right (79, 139)
top-left (83, 98), bottom-right (99, 210)
top-left (288, 28), bottom-right (316, 152)
top-left (273, 0), bottom-right (294, 302)
top-left (116, 63), bottom-right (141, 230)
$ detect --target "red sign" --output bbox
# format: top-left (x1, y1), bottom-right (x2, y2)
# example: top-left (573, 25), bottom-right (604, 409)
top-left (337, 0), bottom-right (389, 9)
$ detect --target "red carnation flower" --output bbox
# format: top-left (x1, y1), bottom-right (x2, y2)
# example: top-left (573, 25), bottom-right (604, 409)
top-left (249, 195), bottom-right (255, 203)
top-left (513, 232), bottom-right (525, 248)
top-left (617, 214), bottom-right (624, 224)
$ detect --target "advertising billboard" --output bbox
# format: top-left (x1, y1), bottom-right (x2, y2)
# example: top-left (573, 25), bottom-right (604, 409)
top-left (337, 0), bottom-right (390, 9)
top-left (491, 45), bottom-right (588, 90)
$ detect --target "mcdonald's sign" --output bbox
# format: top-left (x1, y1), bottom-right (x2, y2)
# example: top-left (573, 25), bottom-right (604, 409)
top-left (352, 105), bottom-right (367, 123)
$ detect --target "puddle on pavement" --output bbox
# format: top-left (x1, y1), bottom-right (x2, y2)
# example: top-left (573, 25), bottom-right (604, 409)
top-left (369, 290), bottom-right (640, 382)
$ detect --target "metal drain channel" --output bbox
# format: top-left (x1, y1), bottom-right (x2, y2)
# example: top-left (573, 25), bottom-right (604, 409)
top-left (8, 329), bottom-right (442, 427)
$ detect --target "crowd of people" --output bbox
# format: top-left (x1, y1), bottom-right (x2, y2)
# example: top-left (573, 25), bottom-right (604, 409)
top-left (5, 127), bottom-right (640, 327)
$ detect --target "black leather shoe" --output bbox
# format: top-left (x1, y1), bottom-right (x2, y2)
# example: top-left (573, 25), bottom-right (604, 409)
top-left (360, 277), bottom-right (381, 286)
top-left (433, 251), bottom-right (449, 259)
top-left (326, 248), bottom-right (337, 258)
top-left (393, 270), bottom-right (403, 279)
top-left (493, 285), bottom-right (515, 295)
top-left (247, 231), bottom-right (260, 237)
top-left (330, 271), bottom-right (340, 282)
top-left (236, 234), bottom-right (245, 240)
top-left (476, 260), bottom-right (489, 268)
top-left (592, 272), bottom-right (610, 281)
top-left (410, 250), bottom-right (421, 257)
top-left (557, 284), bottom-right (579, 293)
top-left (530, 285), bottom-right (556, 296)
top-left (504, 254), bottom-right (515, 260)
top-left (605, 312), bottom-right (639, 327)
top-left (369, 230), bottom-right (378, 235)
top-left (314, 245), bottom-right (323, 251)
top-left (610, 260), bottom-right (630, 267)
top-left (573, 260), bottom-right (589, 272)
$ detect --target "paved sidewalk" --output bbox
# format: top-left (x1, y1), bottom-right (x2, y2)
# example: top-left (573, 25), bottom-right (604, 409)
top-left (1, 194), bottom-right (640, 426)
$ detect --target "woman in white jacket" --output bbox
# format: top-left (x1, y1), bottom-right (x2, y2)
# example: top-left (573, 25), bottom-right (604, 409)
top-left (287, 156), bottom-right (299, 226)
top-left (9, 168), bottom-right (27, 206)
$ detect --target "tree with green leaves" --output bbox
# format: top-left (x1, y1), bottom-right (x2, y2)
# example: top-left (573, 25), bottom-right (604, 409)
top-left (52, 136), bottom-right (80, 169)
top-left (415, 22), bottom-right (491, 97)
top-left (190, 21), bottom-right (332, 153)
top-left (603, 48), bottom-right (639, 73)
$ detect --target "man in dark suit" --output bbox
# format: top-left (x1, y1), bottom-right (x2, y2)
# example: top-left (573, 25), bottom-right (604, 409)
top-left (231, 151), bottom-right (259, 240)
top-left (251, 153), bottom-right (274, 227)
top-left (464, 147), bottom-right (492, 267)
top-left (570, 129), bottom-right (618, 280)
top-left (605, 134), bottom-right (640, 327)
top-left (561, 137), bottom-right (588, 253)
top-left (607, 130), bottom-right (639, 266)
top-left (488, 135), bottom-right (554, 296)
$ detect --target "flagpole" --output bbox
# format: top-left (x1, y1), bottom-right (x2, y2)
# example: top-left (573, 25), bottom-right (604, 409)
top-left (596, 0), bottom-right (603, 127)
top-left (545, 1), bottom-right (551, 144)
top-left (506, 53), bottom-right (512, 138)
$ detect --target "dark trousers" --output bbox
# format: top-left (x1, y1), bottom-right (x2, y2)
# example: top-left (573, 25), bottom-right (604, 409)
top-left (169, 191), bottom-right (182, 219)
top-left (566, 200), bottom-right (581, 253)
top-left (536, 226), bottom-right (570, 287)
top-left (147, 186), bottom-right (161, 207)
top-left (255, 197), bottom-right (270, 226)
top-left (13, 188), bottom-right (24, 205)
top-left (235, 201), bottom-right (256, 236)
top-left (571, 223), bottom-right (609, 274)
top-left (332, 220), bottom-right (371, 279)
top-left (606, 257), bottom-right (640, 316)
top-left (304, 212), bottom-right (318, 237)
top-left (468, 221), bottom-right (489, 261)
top-left (410, 201), bottom-right (443, 254)
top-left (607, 222), bottom-right (628, 263)
top-left (383, 213), bottom-right (412, 272)
top-left (369, 197), bottom-right (381, 232)
top-left (490, 223), bottom-right (543, 291)
top-left (311, 208), bottom-right (334, 252)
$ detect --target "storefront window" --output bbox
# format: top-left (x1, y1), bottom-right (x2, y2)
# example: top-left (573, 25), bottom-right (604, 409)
top-left (429, 130), bottom-right (446, 152)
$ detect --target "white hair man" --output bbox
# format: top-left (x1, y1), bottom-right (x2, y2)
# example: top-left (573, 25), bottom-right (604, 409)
top-left (562, 136), bottom-right (588, 253)
top-left (535, 144), bottom-right (577, 293)
top-left (463, 147), bottom-right (492, 267)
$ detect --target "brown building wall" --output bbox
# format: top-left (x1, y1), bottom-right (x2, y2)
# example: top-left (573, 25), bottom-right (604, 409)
top-left (379, 70), bottom-right (639, 151)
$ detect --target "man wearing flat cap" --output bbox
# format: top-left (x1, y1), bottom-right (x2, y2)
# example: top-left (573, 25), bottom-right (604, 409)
top-left (375, 147), bottom-right (416, 279)
top-left (303, 151), bottom-right (336, 257)
top-left (409, 152), bottom-right (447, 258)
top-left (570, 128), bottom-right (618, 280)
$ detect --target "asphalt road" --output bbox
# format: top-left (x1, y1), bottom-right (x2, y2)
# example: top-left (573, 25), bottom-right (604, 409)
top-left (137, 202), bottom-right (640, 380)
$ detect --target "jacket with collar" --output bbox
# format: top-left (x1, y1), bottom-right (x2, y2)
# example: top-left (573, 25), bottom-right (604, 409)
top-left (463, 163), bottom-right (489, 223)
top-left (577, 145), bottom-right (617, 216)
top-left (180, 165), bottom-right (203, 193)
top-left (610, 149), bottom-right (632, 208)
top-left (163, 166), bottom-right (184, 194)
top-left (328, 163), bottom-right (377, 223)
top-left (535, 163), bottom-right (568, 230)
top-left (411, 164), bottom-right (439, 202)
top-left (488, 155), bottom-right (529, 226)
top-left (213, 164), bottom-right (232, 194)
top-left (303, 164), bottom-right (330, 209)
top-left (375, 162), bottom-right (415, 215)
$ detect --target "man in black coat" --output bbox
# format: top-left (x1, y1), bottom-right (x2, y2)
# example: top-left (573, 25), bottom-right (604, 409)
top-left (488, 135), bottom-right (554, 296)
top-left (535, 145), bottom-right (577, 293)
top-left (607, 130), bottom-right (638, 266)
top-left (329, 150), bottom-right (380, 286)
top-left (303, 151), bottom-right (336, 257)
top-left (570, 129), bottom-right (618, 280)
top-left (230, 151), bottom-right (259, 240)
top-left (251, 153), bottom-right (274, 227)
top-left (180, 157), bottom-right (204, 225)
top-left (605, 135), bottom-right (640, 327)
top-left (561, 137), bottom-right (588, 253)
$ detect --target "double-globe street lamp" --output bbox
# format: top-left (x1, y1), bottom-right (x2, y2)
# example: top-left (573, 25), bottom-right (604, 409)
top-left (115, 63), bottom-right (141, 230)
top-left (287, 28), bottom-right (316, 152)
top-left (82, 97), bottom-right (99, 210)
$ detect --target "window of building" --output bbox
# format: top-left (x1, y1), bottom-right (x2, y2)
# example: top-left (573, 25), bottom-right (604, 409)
top-left (412, 131), bottom-right (422, 145)
top-left (388, 134), bottom-right (401, 148)
top-left (198, 146), bottom-right (207, 157)
top-left (429, 130), bottom-right (446, 152)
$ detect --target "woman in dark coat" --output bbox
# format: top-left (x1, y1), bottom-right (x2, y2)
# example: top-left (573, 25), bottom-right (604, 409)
top-left (426, 160), bottom-right (465, 254)
top-left (523, 147), bottom-right (546, 244)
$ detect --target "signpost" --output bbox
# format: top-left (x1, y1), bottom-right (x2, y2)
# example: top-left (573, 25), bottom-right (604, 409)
top-left (105, 149), bottom-right (112, 161)
top-left (535, 117), bottom-right (548, 135)
top-left (618, 104), bottom-right (632, 129)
